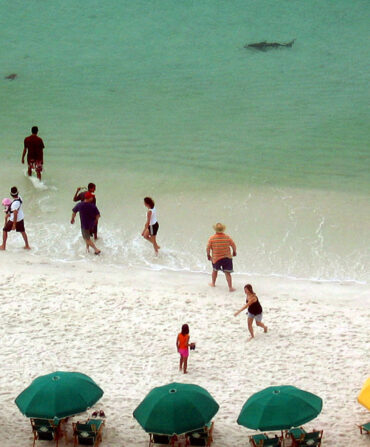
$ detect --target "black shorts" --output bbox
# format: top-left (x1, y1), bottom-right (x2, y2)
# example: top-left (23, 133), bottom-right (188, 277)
top-left (3, 219), bottom-right (25, 233)
top-left (149, 222), bottom-right (159, 236)
top-left (212, 257), bottom-right (233, 273)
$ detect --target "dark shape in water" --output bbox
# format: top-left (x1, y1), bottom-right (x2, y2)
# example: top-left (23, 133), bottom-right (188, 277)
top-left (245, 39), bottom-right (296, 51)
top-left (5, 73), bottom-right (17, 80)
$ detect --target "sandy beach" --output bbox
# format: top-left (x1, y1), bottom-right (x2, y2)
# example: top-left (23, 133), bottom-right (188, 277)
top-left (0, 251), bottom-right (368, 446)
top-left (1, 0), bottom-right (369, 444)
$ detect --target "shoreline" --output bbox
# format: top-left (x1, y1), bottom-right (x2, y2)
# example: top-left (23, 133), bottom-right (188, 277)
top-left (3, 247), bottom-right (370, 291)
top-left (0, 168), bottom-right (369, 285)
top-left (0, 252), bottom-right (369, 446)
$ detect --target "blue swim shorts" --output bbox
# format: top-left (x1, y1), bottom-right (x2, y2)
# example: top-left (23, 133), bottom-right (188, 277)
top-left (212, 257), bottom-right (233, 273)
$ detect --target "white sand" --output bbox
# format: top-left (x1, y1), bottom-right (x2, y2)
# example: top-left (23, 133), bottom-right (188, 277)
top-left (0, 252), bottom-right (369, 446)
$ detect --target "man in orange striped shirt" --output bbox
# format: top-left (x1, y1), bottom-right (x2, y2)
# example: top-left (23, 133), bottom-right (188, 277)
top-left (207, 223), bottom-right (237, 292)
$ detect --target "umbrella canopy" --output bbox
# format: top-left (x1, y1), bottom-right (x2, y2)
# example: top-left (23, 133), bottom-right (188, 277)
top-left (133, 382), bottom-right (219, 435)
top-left (15, 371), bottom-right (103, 419)
top-left (358, 377), bottom-right (370, 410)
top-left (237, 385), bottom-right (322, 431)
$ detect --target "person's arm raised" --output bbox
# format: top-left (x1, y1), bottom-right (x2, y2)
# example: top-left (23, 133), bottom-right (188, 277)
top-left (73, 188), bottom-right (81, 202)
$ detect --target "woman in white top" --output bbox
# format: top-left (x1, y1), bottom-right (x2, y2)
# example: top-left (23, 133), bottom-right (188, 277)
top-left (0, 186), bottom-right (30, 250)
top-left (142, 197), bottom-right (160, 254)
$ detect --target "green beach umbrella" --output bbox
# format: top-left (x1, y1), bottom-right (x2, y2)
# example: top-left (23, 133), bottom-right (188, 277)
top-left (133, 382), bottom-right (219, 435)
top-left (15, 371), bottom-right (103, 419)
top-left (237, 385), bottom-right (322, 431)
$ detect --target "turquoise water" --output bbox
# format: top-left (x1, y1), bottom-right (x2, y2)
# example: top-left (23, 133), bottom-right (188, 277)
top-left (1, 0), bottom-right (369, 282)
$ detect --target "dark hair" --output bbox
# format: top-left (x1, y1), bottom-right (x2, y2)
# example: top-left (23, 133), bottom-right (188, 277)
top-left (88, 183), bottom-right (96, 191)
top-left (31, 126), bottom-right (38, 134)
top-left (181, 324), bottom-right (189, 335)
top-left (10, 186), bottom-right (18, 197)
top-left (144, 197), bottom-right (155, 209)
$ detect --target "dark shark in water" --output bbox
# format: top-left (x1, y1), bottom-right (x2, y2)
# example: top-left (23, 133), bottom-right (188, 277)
top-left (245, 39), bottom-right (296, 51)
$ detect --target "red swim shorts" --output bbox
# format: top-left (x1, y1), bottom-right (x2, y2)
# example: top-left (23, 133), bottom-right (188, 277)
top-left (28, 160), bottom-right (43, 173)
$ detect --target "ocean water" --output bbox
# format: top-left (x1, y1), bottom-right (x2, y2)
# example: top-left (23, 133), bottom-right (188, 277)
top-left (0, 0), bottom-right (369, 282)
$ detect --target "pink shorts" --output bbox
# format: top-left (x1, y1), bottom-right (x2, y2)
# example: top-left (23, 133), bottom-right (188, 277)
top-left (179, 348), bottom-right (189, 358)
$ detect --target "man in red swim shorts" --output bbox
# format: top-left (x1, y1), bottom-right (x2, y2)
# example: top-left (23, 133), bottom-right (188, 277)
top-left (22, 126), bottom-right (45, 181)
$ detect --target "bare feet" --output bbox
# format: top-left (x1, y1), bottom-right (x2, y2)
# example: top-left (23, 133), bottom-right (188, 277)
top-left (0, 245), bottom-right (5, 251)
top-left (229, 287), bottom-right (236, 292)
top-left (94, 250), bottom-right (101, 255)
top-left (24, 245), bottom-right (31, 250)
top-left (264, 326), bottom-right (268, 333)
top-left (247, 336), bottom-right (254, 342)
top-left (208, 283), bottom-right (216, 287)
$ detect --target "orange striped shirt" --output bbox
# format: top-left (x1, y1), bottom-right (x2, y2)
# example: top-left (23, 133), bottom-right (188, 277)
top-left (207, 233), bottom-right (236, 263)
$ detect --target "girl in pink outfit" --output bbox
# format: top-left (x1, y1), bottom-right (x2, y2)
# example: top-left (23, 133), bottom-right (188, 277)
top-left (176, 324), bottom-right (190, 374)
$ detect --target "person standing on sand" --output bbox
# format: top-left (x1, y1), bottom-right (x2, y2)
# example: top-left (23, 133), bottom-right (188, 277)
top-left (71, 192), bottom-right (101, 255)
top-left (234, 284), bottom-right (268, 341)
top-left (22, 126), bottom-right (45, 181)
top-left (207, 223), bottom-right (237, 292)
top-left (176, 324), bottom-right (191, 374)
top-left (141, 197), bottom-right (160, 254)
top-left (0, 187), bottom-right (30, 250)
top-left (73, 183), bottom-right (98, 239)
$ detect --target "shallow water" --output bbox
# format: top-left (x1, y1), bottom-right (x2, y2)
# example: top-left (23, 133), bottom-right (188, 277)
top-left (0, 0), bottom-right (369, 282)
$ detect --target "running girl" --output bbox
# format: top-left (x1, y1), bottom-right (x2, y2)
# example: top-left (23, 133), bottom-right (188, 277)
top-left (234, 284), bottom-right (268, 341)
top-left (141, 197), bottom-right (160, 254)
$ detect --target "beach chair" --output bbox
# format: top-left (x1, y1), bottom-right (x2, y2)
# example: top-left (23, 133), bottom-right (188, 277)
top-left (73, 419), bottom-right (105, 447)
top-left (187, 421), bottom-right (214, 446)
top-left (290, 430), bottom-right (323, 446)
top-left (149, 433), bottom-right (177, 446)
top-left (31, 418), bottom-right (60, 447)
top-left (358, 422), bottom-right (370, 435)
top-left (249, 433), bottom-right (281, 446)
top-left (285, 427), bottom-right (306, 443)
